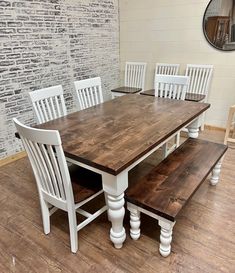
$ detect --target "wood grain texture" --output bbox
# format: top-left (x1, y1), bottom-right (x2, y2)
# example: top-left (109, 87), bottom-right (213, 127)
top-left (140, 89), bottom-right (206, 102)
top-left (111, 86), bottom-right (142, 93)
top-left (0, 129), bottom-right (235, 272)
top-left (126, 138), bottom-right (227, 222)
top-left (36, 95), bottom-right (210, 175)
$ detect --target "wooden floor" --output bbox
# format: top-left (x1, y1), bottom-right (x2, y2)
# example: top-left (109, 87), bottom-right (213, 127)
top-left (0, 129), bottom-right (235, 273)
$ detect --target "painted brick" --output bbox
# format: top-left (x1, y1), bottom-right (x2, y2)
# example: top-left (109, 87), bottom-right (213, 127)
top-left (0, 1), bottom-right (11, 7)
top-left (0, 0), bottom-right (119, 159)
top-left (0, 28), bottom-right (16, 34)
top-left (7, 21), bottom-right (23, 27)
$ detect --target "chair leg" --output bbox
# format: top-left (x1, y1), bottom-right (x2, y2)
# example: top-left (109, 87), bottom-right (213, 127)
top-left (68, 209), bottom-right (78, 253)
top-left (127, 203), bottom-right (141, 240)
top-left (158, 219), bottom-right (175, 257)
top-left (40, 198), bottom-right (50, 234)
top-left (210, 160), bottom-right (222, 186)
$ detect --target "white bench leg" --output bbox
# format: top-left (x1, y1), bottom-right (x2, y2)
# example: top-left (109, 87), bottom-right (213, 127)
top-left (159, 219), bottom-right (175, 257)
top-left (210, 160), bottom-right (222, 186)
top-left (127, 203), bottom-right (141, 240)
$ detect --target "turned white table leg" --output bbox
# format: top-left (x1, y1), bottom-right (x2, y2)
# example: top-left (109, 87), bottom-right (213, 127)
top-left (158, 219), bottom-right (175, 257)
top-left (107, 193), bottom-right (126, 248)
top-left (187, 118), bottom-right (200, 138)
top-left (102, 172), bottom-right (128, 249)
top-left (127, 203), bottom-right (141, 240)
top-left (210, 160), bottom-right (222, 186)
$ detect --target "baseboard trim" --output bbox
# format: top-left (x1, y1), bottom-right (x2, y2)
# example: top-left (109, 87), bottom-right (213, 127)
top-left (0, 151), bottom-right (26, 167)
top-left (204, 125), bottom-right (226, 132)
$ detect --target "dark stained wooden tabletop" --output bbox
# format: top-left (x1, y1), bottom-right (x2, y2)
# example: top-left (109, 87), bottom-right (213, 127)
top-left (111, 86), bottom-right (142, 94)
top-left (36, 95), bottom-right (210, 175)
top-left (140, 89), bottom-right (206, 102)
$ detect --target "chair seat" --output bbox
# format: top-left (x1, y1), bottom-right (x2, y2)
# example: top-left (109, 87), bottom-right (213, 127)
top-left (69, 165), bottom-right (102, 204)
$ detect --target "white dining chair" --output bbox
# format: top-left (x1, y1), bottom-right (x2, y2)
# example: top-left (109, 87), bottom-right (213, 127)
top-left (29, 85), bottom-right (67, 124)
top-left (13, 118), bottom-right (107, 253)
top-left (155, 63), bottom-right (180, 76)
top-left (74, 77), bottom-right (103, 110)
top-left (155, 75), bottom-right (190, 157)
top-left (185, 64), bottom-right (213, 130)
top-left (111, 62), bottom-right (147, 99)
top-left (125, 61), bottom-right (147, 91)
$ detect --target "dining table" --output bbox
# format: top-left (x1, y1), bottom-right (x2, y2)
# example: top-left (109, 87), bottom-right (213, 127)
top-left (35, 94), bottom-right (210, 249)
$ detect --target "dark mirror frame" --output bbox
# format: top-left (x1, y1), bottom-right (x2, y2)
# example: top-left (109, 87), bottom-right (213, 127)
top-left (203, 0), bottom-right (235, 51)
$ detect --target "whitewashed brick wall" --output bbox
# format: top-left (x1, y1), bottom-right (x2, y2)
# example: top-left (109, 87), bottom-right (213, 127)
top-left (0, 0), bottom-right (119, 159)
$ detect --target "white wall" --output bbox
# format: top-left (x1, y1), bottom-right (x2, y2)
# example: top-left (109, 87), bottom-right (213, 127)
top-left (119, 0), bottom-right (235, 128)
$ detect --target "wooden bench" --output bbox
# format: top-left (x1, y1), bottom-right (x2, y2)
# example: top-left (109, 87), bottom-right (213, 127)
top-left (126, 138), bottom-right (227, 257)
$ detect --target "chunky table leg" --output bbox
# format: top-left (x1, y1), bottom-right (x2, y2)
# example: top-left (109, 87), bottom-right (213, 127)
top-left (107, 193), bottom-right (126, 248)
top-left (159, 219), bottom-right (175, 257)
top-left (187, 118), bottom-right (200, 138)
top-left (127, 203), bottom-right (141, 240)
top-left (210, 160), bottom-right (222, 186)
top-left (102, 172), bottom-right (128, 249)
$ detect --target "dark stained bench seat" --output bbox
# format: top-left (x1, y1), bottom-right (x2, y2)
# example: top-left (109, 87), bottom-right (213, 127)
top-left (126, 138), bottom-right (227, 257)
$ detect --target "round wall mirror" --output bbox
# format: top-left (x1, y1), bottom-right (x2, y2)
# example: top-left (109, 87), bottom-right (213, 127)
top-left (203, 0), bottom-right (235, 51)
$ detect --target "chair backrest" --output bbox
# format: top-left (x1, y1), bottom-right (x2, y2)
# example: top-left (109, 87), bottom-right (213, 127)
top-left (185, 64), bottom-right (213, 98)
top-left (13, 118), bottom-right (74, 209)
top-left (155, 75), bottom-right (190, 100)
top-left (29, 85), bottom-right (67, 124)
top-left (155, 63), bottom-right (180, 75)
top-left (74, 77), bottom-right (103, 110)
top-left (125, 62), bottom-right (147, 90)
